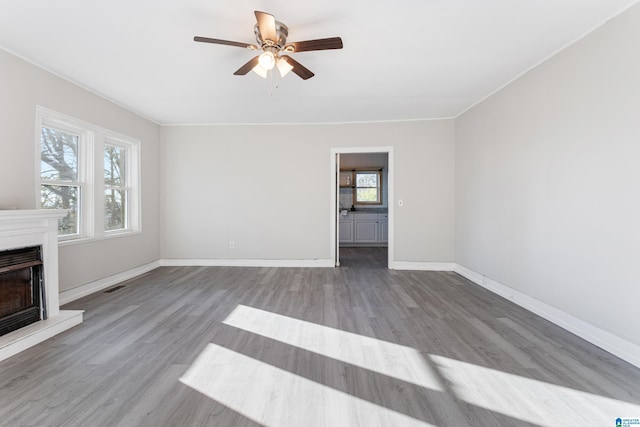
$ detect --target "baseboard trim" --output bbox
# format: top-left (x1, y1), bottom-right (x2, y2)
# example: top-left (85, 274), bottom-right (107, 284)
top-left (159, 258), bottom-right (335, 268)
top-left (59, 261), bottom-right (160, 305)
top-left (392, 261), bottom-right (456, 271)
top-left (454, 264), bottom-right (640, 369)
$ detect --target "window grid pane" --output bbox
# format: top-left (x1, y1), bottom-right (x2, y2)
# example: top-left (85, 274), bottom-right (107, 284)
top-left (356, 188), bottom-right (378, 202)
top-left (105, 189), bottom-right (127, 231)
top-left (104, 144), bottom-right (125, 186)
top-left (355, 173), bottom-right (377, 188)
top-left (40, 127), bottom-right (78, 182)
top-left (40, 184), bottom-right (79, 235)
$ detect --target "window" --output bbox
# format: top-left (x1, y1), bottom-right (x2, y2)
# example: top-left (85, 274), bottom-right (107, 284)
top-left (354, 170), bottom-right (382, 205)
top-left (104, 143), bottom-right (127, 231)
top-left (37, 107), bottom-right (140, 242)
top-left (40, 126), bottom-right (82, 236)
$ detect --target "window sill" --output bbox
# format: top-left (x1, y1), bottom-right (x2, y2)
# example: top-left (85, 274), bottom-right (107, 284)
top-left (58, 229), bottom-right (141, 247)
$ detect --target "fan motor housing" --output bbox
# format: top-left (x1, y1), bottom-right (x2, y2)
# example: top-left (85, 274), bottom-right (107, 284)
top-left (254, 21), bottom-right (288, 48)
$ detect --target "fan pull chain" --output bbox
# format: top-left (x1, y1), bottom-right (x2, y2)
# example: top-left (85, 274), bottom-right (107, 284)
top-left (268, 69), bottom-right (280, 96)
top-left (270, 68), bottom-right (275, 96)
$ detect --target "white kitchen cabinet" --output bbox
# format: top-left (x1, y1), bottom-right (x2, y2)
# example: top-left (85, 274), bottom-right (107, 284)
top-left (339, 211), bottom-right (388, 246)
top-left (377, 213), bottom-right (388, 243)
top-left (339, 220), bottom-right (354, 242)
top-left (354, 213), bottom-right (378, 243)
top-left (338, 212), bottom-right (354, 243)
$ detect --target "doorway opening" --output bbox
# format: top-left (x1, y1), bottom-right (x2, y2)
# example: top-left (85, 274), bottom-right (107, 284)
top-left (338, 247), bottom-right (388, 269)
top-left (330, 147), bottom-right (393, 269)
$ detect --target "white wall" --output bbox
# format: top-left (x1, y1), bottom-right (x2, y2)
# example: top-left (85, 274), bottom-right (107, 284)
top-left (0, 49), bottom-right (161, 292)
top-left (456, 4), bottom-right (640, 347)
top-left (160, 120), bottom-right (455, 264)
top-left (1, 1), bottom-right (636, 363)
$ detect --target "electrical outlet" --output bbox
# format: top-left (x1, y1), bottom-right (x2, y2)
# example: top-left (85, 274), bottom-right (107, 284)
top-left (229, 241), bottom-right (235, 249)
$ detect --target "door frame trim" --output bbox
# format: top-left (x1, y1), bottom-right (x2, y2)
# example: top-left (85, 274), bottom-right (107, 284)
top-left (330, 146), bottom-right (394, 269)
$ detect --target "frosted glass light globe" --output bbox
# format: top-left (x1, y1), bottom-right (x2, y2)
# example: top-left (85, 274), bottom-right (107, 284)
top-left (258, 51), bottom-right (275, 70)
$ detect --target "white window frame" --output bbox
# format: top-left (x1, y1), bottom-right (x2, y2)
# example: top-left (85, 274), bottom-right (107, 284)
top-left (354, 170), bottom-right (383, 205)
top-left (103, 140), bottom-right (128, 232)
top-left (36, 106), bottom-right (141, 244)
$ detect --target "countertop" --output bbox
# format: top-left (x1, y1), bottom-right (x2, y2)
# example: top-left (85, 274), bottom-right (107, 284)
top-left (339, 208), bottom-right (388, 214)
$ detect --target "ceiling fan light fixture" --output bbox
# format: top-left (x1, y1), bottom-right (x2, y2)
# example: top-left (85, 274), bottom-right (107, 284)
top-left (276, 57), bottom-right (293, 77)
top-left (252, 64), bottom-right (268, 78)
top-left (194, 10), bottom-right (343, 80)
top-left (258, 51), bottom-right (276, 70)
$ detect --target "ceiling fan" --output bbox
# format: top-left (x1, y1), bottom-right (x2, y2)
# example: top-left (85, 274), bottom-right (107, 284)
top-left (194, 11), bottom-right (343, 80)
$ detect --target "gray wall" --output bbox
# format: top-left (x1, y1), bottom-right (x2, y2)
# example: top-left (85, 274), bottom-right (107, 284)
top-left (160, 120), bottom-right (456, 263)
top-left (0, 49), bottom-right (161, 292)
top-left (455, 4), bottom-right (640, 346)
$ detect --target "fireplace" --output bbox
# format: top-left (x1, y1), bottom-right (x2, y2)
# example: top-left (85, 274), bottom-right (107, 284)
top-left (0, 246), bottom-right (45, 336)
top-left (0, 210), bottom-right (83, 361)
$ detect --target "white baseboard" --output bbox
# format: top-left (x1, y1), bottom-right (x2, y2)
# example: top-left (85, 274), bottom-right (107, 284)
top-left (392, 261), bottom-right (456, 271)
top-left (159, 258), bottom-right (335, 268)
top-left (454, 264), bottom-right (640, 369)
top-left (59, 261), bottom-right (160, 305)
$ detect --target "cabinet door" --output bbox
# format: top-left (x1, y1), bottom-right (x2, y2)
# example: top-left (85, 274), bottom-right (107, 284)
top-left (355, 220), bottom-right (377, 243)
top-left (378, 221), bottom-right (388, 242)
top-left (377, 213), bottom-right (388, 242)
top-left (339, 221), bottom-right (354, 242)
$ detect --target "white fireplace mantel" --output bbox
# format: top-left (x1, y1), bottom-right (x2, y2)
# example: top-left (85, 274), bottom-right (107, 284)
top-left (0, 209), bottom-right (83, 362)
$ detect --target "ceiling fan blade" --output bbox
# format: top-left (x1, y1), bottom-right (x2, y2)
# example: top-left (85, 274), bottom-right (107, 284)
top-left (233, 56), bottom-right (261, 75)
top-left (285, 37), bottom-right (343, 53)
top-left (194, 36), bottom-right (255, 49)
top-left (254, 11), bottom-right (277, 44)
top-left (280, 55), bottom-right (314, 80)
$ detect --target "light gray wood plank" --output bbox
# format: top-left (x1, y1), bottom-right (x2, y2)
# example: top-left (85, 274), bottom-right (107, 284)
top-left (1, 248), bottom-right (639, 426)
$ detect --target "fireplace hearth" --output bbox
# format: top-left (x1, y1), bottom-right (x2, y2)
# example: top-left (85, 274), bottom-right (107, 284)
top-left (0, 210), bottom-right (83, 361)
top-left (0, 246), bottom-right (45, 336)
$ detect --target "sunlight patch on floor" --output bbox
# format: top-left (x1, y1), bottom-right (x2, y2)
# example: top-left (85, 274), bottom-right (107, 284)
top-left (430, 355), bottom-right (640, 426)
top-left (222, 304), bottom-right (443, 391)
top-left (180, 343), bottom-right (434, 427)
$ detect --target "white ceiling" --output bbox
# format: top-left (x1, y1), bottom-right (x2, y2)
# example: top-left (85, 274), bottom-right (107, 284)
top-left (0, 0), bottom-right (637, 125)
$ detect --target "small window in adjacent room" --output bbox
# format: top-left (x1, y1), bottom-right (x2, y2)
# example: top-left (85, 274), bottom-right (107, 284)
top-left (354, 170), bottom-right (382, 204)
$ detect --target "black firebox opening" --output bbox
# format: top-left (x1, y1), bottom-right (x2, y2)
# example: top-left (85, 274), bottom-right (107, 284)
top-left (0, 246), bottom-right (44, 336)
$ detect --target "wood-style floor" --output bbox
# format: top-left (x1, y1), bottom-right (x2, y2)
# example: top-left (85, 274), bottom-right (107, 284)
top-left (1, 248), bottom-right (639, 426)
